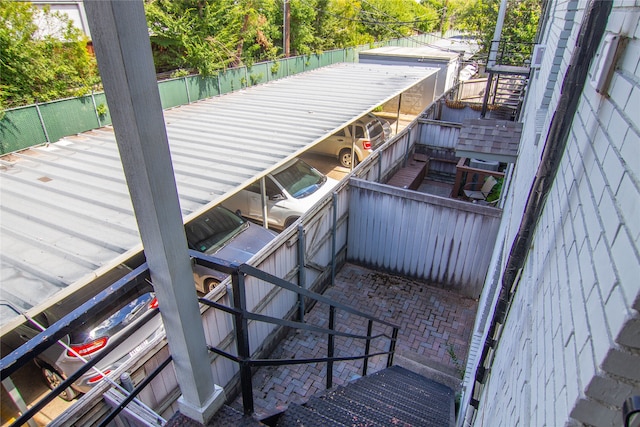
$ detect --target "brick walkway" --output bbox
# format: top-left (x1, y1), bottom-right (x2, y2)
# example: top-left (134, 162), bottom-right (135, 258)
top-left (231, 263), bottom-right (478, 417)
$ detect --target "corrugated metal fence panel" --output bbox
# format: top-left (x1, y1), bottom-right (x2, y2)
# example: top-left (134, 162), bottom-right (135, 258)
top-left (347, 178), bottom-right (501, 298)
top-left (417, 120), bottom-right (461, 149)
top-left (440, 103), bottom-right (483, 123)
top-left (218, 67), bottom-right (247, 93)
top-left (0, 106), bottom-right (47, 154)
top-left (305, 54), bottom-right (321, 70)
top-left (248, 63), bottom-right (269, 85)
top-left (93, 92), bottom-right (113, 126)
top-left (40, 96), bottom-right (101, 143)
top-left (288, 56), bottom-right (307, 74)
top-left (159, 78), bottom-right (190, 109)
top-left (268, 59), bottom-right (288, 80)
top-left (186, 75), bottom-right (220, 101)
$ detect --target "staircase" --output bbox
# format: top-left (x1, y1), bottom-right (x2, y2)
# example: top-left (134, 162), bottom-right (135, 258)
top-left (274, 366), bottom-right (455, 427)
top-left (485, 73), bottom-right (529, 121)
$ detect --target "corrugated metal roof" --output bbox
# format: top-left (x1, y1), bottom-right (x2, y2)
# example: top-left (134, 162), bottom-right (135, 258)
top-left (0, 62), bottom-right (438, 328)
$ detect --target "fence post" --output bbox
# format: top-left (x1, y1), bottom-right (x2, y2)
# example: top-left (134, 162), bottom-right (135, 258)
top-left (331, 193), bottom-right (337, 286)
top-left (184, 77), bottom-right (191, 104)
top-left (231, 271), bottom-right (254, 415)
top-left (34, 102), bottom-right (51, 144)
top-left (327, 305), bottom-right (335, 389)
top-left (362, 320), bottom-right (373, 376)
top-left (91, 92), bottom-right (102, 127)
top-left (297, 224), bottom-right (306, 322)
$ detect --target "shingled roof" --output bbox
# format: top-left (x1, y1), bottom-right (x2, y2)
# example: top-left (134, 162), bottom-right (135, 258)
top-left (455, 118), bottom-right (523, 163)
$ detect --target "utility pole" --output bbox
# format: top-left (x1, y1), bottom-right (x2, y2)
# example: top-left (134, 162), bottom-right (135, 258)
top-left (284, 0), bottom-right (290, 57)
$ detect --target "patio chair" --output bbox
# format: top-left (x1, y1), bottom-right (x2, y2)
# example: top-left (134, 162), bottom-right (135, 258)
top-left (463, 176), bottom-right (498, 202)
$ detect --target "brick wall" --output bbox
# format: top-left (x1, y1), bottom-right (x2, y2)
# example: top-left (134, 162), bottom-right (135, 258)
top-left (462, 1), bottom-right (640, 426)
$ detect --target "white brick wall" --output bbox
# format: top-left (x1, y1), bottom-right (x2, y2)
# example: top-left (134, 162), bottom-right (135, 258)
top-left (463, 1), bottom-right (640, 426)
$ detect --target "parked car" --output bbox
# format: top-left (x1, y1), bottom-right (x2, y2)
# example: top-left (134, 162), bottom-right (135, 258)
top-left (1, 206), bottom-right (276, 401)
top-left (308, 113), bottom-right (390, 167)
top-left (223, 158), bottom-right (338, 230)
top-left (186, 205), bottom-right (277, 292)
top-left (1, 283), bottom-right (165, 401)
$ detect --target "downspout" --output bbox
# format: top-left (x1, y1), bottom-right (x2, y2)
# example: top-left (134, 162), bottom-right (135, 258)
top-left (472, 0), bottom-right (613, 416)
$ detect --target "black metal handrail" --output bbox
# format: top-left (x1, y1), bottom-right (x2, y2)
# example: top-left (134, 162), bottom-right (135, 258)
top-left (0, 262), bottom-right (163, 427)
top-left (489, 39), bottom-right (536, 67)
top-left (193, 252), bottom-right (401, 416)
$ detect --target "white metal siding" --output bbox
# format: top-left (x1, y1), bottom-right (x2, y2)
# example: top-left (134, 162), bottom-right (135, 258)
top-left (347, 179), bottom-right (501, 298)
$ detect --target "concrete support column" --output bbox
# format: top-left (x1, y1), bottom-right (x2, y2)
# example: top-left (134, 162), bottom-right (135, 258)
top-left (84, 1), bottom-right (224, 423)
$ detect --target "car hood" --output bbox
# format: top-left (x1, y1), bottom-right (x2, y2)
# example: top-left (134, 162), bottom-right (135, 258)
top-left (212, 222), bottom-right (277, 264)
top-left (285, 177), bottom-right (340, 211)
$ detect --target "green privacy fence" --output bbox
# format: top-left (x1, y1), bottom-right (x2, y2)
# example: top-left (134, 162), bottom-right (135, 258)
top-left (0, 32), bottom-right (458, 154)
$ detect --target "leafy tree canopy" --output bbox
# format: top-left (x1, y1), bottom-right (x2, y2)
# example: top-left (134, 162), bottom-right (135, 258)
top-left (453, 0), bottom-right (541, 56)
top-left (145, 0), bottom-right (439, 73)
top-left (0, 0), bottom-right (98, 109)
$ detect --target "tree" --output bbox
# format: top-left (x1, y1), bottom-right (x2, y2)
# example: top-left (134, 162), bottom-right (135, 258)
top-left (455, 0), bottom-right (541, 59)
top-left (0, 1), bottom-right (98, 109)
top-left (145, 0), bottom-right (279, 75)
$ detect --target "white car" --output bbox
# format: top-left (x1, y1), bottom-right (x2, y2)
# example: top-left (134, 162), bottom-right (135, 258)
top-left (223, 158), bottom-right (338, 231)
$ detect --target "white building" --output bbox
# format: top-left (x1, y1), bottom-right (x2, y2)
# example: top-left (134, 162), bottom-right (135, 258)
top-left (460, 1), bottom-right (640, 426)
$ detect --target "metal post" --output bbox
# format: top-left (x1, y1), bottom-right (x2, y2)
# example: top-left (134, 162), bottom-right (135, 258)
top-left (387, 327), bottom-right (399, 368)
top-left (91, 92), bottom-right (102, 127)
top-left (297, 224), bottom-right (306, 322)
top-left (84, 2), bottom-right (223, 423)
top-left (327, 305), bottom-right (335, 389)
top-left (184, 77), bottom-right (191, 104)
top-left (260, 177), bottom-right (269, 229)
top-left (362, 320), bottom-right (373, 376)
top-left (481, 72), bottom-right (494, 118)
top-left (232, 271), bottom-right (254, 415)
top-left (331, 193), bottom-right (337, 286)
top-left (34, 102), bottom-right (51, 144)
top-left (404, 127), bottom-right (412, 166)
top-left (2, 378), bottom-right (38, 427)
top-left (395, 93), bottom-right (403, 135)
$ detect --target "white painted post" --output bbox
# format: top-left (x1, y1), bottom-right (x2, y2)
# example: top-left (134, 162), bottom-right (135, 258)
top-left (83, 1), bottom-right (224, 423)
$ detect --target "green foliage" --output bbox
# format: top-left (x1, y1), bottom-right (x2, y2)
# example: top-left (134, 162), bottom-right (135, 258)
top-left (0, 1), bottom-right (99, 109)
top-left (145, 0), bottom-right (439, 73)
top-left (96, 103), bottom-right (108, 117)
top-left (145, 0), bottom-right (279, 75)
top-left (486, 177), bottom-right (503, 203)
top-left (170, 68), bottom-right (190, 78)
top-left (454, 0), bottom-right (541, 55)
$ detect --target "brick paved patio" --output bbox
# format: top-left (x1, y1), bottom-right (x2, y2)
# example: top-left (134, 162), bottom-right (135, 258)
top-left (231, 263), bottom-right (478, 417)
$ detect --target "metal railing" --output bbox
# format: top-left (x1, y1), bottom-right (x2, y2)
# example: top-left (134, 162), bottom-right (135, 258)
top-left (488, 40), bottom-right (536, 68)
top-left (192, 251), bottom-right (400, 416)
top-left (0, 263), bottom-right (166, 427)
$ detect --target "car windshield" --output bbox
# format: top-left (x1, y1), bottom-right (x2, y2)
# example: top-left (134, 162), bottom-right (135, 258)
top-left (185, 206), bottom-right (248, 253)
top-left (273, 160), bottom-right (327, 199)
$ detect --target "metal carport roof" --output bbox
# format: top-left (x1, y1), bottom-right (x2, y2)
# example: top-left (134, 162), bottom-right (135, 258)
top-left (0, 62), bottom-right (438, 329)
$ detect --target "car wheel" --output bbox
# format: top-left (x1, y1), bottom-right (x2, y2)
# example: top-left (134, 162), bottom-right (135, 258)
top-left (339, 149), bottom-right (358, 168)
top-left (204, 278), bottom-right (221, 292)
top-left (42, 365), bottom-right (78, 401)
top-left (284, 217), bottom-right (299, 229)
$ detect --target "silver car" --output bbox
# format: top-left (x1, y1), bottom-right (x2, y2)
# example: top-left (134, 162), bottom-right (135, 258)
top-left (223, 158), bottom-right (338, 231)
top-left (186, 205), bottom-right (277, 292)
top-left (308, 113), bottom-right (389, 167)
top-left (3, 206), bottom-right (275, 400)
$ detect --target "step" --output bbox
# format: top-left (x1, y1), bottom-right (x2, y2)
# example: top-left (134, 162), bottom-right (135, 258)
top-left (275, 366), bottom-right (454, 427)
